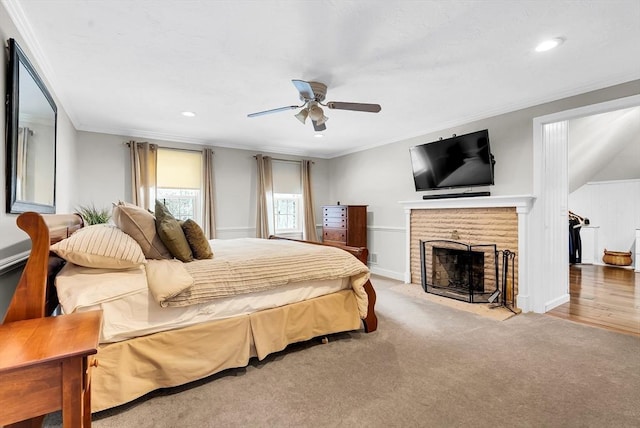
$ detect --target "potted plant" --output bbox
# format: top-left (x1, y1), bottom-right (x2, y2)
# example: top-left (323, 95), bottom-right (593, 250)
top-left (76, 204), bottom-right (111, 225)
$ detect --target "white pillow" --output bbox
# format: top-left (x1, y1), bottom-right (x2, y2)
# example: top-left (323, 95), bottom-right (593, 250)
top-left (51, 224), bottom-right (146, 269)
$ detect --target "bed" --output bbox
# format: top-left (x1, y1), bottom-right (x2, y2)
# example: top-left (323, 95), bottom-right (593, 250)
top-left (5, 211), bottom-right (377, 413)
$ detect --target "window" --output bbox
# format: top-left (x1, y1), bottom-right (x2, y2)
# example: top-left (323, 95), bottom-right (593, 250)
top-left (156, 188), bottom-right (200, 222)
top-left (274, 193), bottom-right (302, 232)
top-left (156, 148), bottom-right (202, 223)
top-left (272, 160), bottom-right (303, 236)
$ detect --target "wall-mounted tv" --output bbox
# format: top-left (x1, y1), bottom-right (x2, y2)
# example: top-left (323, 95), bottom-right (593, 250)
top-left (409, 129), bottom-right (495, 191)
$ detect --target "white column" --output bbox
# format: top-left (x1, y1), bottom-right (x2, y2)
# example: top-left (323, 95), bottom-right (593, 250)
top-left (541, 121), bottom-right (571, 312)
top-left (404, 207), bottom-right (412, 283)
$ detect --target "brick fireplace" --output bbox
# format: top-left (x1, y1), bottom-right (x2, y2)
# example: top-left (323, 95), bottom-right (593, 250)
top-left (422, 240), bottom-right (499, 303)
top-left (400, 196), bottom-right (534, 309)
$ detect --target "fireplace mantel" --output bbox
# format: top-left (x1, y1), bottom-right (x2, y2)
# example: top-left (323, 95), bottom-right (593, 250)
top-left (399, 195), bottom-right (535, 213)
top-left (399, 195), bottom-right (535, 312)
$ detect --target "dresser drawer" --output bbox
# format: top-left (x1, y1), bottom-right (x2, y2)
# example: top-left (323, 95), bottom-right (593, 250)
top-left (323, 206), bottom-right (347, 219)
top-left (324, 218), bottom-right (346, 228)
top-left (323, 228), bottom-right (347, 243)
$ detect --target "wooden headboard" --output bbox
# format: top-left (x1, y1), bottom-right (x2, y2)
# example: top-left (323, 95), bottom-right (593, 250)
top-left (2, 212), bottom-right (83, 324)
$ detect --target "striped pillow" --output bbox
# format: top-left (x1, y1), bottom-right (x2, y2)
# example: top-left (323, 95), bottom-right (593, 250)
top-left (51, 224), bottom-right (146, 269)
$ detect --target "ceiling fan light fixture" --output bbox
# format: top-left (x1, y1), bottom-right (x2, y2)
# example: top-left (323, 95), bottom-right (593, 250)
top-left (308, 104), bottom-right (324, 121)
top-left (294, 108), bottom-right (308, 124)
top-left (315, 114), bottom-right (328, 126)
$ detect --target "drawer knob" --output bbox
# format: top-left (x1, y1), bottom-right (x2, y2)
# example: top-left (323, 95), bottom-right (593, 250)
top-left (90, 358), bottom-right (99, 368)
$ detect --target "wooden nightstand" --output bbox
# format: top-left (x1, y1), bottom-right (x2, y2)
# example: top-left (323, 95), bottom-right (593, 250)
top-left (0, 310), bottom-right (102, 427)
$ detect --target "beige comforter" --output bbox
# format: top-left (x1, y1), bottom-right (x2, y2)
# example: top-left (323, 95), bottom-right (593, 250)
top-left (146, 238), bottom-right (370, 317)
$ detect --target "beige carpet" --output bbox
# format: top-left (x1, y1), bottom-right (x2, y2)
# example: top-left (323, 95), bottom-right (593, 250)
top-left (43, 275), bottom-right (640, 428)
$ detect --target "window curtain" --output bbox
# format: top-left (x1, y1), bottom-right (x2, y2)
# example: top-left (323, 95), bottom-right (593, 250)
top-left (16, 127), bottom-right (31, 200)
top-left (202, 148), bottom-right (217, 239)
top-left (301, 159), bottom-right (318, 241)
top-left (129, 141), bottom-right (157, 211)
top-left (255, 154), bottom-right (274, 238)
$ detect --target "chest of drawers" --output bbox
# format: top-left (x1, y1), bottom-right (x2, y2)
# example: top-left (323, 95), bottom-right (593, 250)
top-left (322, 205), bottom-right (367, 248)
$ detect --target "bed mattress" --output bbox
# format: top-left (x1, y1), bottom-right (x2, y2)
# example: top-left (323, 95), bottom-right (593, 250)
top-left (55, 262), bottom-right (349, 343)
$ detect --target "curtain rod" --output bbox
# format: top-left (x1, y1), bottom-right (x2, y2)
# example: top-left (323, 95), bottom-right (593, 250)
top-left (124, 141), bottom-right (212, 154)
top-left (253, 155), bottom-right (314, 164)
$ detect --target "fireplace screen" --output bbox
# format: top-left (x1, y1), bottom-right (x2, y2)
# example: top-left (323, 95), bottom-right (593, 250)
top-left (420, 240), bottom-right (498, 303)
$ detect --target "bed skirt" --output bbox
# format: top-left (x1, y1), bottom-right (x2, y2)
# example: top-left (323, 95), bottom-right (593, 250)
top-left (91, 289), bottom-right (361, 412)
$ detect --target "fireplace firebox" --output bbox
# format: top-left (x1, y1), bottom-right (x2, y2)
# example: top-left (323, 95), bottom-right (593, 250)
top-left (420, 240), bottom-right (499, 303)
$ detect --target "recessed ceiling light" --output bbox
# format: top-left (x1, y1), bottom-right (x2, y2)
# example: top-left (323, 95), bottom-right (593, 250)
top-left (181, 111), bottom-right (196, 117)
top-left (535, 37), bottom-right (564, 52)
top-left (314, 133), bottom-right (324, 138)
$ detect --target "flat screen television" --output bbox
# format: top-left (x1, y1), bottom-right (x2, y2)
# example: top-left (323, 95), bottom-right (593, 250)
top-left (409, 129), bottom-right (495, 191)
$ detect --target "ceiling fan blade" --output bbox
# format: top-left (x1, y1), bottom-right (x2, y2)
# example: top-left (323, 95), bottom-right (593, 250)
top-left (292, 79), bottom-right (315, 101)
top-left (247, 105), bottom-right (299, 118)
top-left (326, 102), bottom-right (381, 113)
top-left (312, 120), bottom-right (326, 132)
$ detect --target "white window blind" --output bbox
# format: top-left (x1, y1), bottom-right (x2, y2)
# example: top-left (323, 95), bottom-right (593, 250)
top-left (156, 148), bottom-right (202, 223)
top-left (272, 160), bottom-right (301, 194)
top-left (157, 149), bottom-right (201, 189)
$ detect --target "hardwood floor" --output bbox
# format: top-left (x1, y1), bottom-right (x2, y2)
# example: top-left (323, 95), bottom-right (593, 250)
top-left (547, 264), bottom-right (640, 337)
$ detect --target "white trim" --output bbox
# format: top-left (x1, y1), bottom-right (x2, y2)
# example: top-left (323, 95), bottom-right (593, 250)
top-left (533, 94), bottom-right (640, 126)
top-left (585, 178), bottom-right (640, 186)
top-left (404, 208), bottom-right (412, 283)
top-left (399, 195), bottom-right (535, 212)
top-left (215, 226), bottom-right (255, 232)
top-left (78, 124), bottom-right (335, 159)
top-left (529, 93), bottom-right (640, 313)
top-left (369, 266), bottom-right (405, 281)
top-left (399, 195), bottom-right (535, 290)
top-left (2, 0), bottom-right (78, 127)
top-left (367, 225), bottom-right (405, 232)
top-left (545, 294), bottom-right (571, 312)
top-left (328, 79), bottom-right (640, 159)
top-left (0, 250), bottom-right (30, 273)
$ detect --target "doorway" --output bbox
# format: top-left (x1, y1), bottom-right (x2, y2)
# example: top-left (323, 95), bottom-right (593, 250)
top-left (525, 93), bottom-right (640, 314)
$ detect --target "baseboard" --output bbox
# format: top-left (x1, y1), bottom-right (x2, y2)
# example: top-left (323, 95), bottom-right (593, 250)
top-left (516, 294), bottom-right (531, 313)
top-left (368, 266), bottom-right (405, 281)
top-left (545, 293), bottom-right (570, 312)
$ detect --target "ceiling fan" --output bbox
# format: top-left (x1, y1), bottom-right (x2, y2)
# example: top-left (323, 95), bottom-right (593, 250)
top-left (247, 79), bottom-right (381, 132)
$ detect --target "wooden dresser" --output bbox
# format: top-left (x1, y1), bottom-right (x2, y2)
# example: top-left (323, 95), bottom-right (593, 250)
top-left (322, 205), bottom-right (367, 248)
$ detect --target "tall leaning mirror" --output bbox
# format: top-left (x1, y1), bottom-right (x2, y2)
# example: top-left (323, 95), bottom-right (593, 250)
top-left (5, 38), bottom-right (57, 214)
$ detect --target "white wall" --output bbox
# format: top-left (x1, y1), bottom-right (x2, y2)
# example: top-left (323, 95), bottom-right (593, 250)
top-left (568, 106), bottom-right (640, 192)
top-left (0, 3), bottom-right (78, 248)
top-left (569, 179), bottom-right (640, 265)
top-left (330, 80), bottom-right (640, 280)
top-left (74, 131), bottom-right (332, 239)
top-left (0, 1), bottom-right (78, 317)
top-left (567, 107), bottom-right (640, 266)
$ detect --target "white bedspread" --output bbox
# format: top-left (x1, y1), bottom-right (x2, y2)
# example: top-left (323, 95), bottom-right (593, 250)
top-left (146, 238), bottom-right (370, 311)
top-left (55, 238), bottom-right (370, 343)
top-left (56, 262), bottom-right (350, 343)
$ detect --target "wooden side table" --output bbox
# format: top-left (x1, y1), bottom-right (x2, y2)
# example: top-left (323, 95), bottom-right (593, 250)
top-left (0, 310), bottom-right (102, 427)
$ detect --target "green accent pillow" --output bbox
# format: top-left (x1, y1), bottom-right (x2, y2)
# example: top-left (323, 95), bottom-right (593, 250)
top-left (155, 201), bottom-right (193, 262)
top-left (182, 219), bottom-right (213, 259)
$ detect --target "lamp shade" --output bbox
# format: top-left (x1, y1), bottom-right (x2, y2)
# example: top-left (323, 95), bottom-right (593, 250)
top-left (294, 108), bottom-right (308, 124)
top-left (308, 104), bottom-right (324, 121)
top-left (315, 114), bottom-right (328, 126)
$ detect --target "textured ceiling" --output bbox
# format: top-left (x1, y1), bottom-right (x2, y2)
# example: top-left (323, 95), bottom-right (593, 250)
top-left (6, 0), bottom-right (640, 158)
